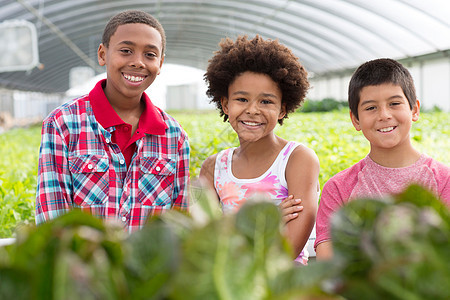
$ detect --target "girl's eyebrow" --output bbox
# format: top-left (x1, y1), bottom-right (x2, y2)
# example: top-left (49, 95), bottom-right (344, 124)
top-left (231, 90), bottom-right (249, 96)
top-left (260, 92), bottom-right (278, 98)
top-left (231, 91), bottom-right (277, 98)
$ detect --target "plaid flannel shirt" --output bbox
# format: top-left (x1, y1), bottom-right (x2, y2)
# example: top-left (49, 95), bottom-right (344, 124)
top-left (36, 83), bottom-right (190, 233)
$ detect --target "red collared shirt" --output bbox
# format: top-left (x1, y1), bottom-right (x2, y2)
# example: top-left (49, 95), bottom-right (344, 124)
top-left (36, 79), bottom-right (190, 233)
top-left (91, 79), bottom-right (167, 168)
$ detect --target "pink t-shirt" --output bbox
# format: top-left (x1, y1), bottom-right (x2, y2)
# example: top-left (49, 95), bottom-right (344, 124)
top-left (314, 154), bottom-right (450, 249)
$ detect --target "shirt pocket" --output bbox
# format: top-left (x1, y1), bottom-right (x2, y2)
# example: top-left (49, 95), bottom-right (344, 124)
top-left (138, 156), bottom-right (176, 207)
top-left (68, 154), bottom-right (109, 206)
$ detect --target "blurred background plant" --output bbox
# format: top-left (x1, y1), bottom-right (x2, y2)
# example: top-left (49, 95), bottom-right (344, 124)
top-left (298, 98), bottom-right (347, 113)
top-left (1, 110), bottom-right (449, 238)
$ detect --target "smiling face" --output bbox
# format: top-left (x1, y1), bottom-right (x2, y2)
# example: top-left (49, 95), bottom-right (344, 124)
top-left (351, 83), bottom-right (420, 152)
top-left (98, 23), bottom-right (164, 104)
top-left (221, 71), bottom-right (286, 144)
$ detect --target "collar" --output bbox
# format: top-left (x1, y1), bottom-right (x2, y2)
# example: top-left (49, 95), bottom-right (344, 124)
top-left (89, 79), bottom-right (167, 135)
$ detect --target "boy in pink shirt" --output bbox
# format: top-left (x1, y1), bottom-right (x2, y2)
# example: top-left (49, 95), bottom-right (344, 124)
top-left (314, 58), bottom-right (450, 260)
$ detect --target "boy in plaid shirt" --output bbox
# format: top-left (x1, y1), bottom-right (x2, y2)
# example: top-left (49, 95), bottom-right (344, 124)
top-left (36, 10), bottom-right (190, 233)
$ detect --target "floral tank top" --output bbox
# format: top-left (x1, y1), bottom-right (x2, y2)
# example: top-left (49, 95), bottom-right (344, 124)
top-left (214, 141), bottom-right (301, 213)
top-left (214, 141), bottom-right (310, 264)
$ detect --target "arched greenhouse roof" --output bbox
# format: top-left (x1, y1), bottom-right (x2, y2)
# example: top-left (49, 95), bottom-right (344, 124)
top-left (1, 0), bottom-right (450, 93)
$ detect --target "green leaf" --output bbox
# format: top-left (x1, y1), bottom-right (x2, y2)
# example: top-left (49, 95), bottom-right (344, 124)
top-left (124, 220), bottom-right (180, 300)
top-left (0, 267), bottom-right (32, 299)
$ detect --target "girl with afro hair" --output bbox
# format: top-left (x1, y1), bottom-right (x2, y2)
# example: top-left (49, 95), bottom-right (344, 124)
top-left (200, 35), bottom-right (320, 264)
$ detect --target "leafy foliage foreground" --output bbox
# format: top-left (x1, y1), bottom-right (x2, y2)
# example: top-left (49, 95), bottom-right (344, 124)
top-left (0, 184), bottom-right (449, 300)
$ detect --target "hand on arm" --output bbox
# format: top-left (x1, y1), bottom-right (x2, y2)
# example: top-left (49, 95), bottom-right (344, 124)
top-left (279, 195), bottom-right (303, 224)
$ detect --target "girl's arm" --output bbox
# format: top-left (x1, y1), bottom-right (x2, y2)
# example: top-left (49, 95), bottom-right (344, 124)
top-left (199, 153), bottom-right (219, 199)
top-left (284, 145), bottom-right (320, 258)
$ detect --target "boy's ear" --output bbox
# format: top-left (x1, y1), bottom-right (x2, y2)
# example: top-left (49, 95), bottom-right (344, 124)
top-left (278, 103), bottom-right (287, 120)
top-left (412, 99), bottom-right (420, 122)
top-left (97, 44), bottom-right (106, 66)
top-left (157, 54), bottom-right (165, 74)
top-left (221, 97), bottom-right (229, 114)
top-left (350, 110), bottom-right (361, 131)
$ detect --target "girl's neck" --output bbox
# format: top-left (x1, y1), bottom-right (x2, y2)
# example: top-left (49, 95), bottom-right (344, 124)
top-left (232, 135), bottom-right (287, 179)
top-left (368, 143), bottom-right (421, 168)
top-left (236, 134), bottom-right (284, 159)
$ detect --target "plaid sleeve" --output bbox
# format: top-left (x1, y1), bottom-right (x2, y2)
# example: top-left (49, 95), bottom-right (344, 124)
top-left (35, 119), bottom-right (72, 224)
top-left (171, 130), bottom-right (190, 210)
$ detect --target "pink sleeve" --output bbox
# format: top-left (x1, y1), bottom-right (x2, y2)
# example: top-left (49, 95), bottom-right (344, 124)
top-left (441, 183), bottom-right (450, 206)
top-left (314, 178), bottom-right (349, 249)
top-left (435, 161), bottom-right (450, 206)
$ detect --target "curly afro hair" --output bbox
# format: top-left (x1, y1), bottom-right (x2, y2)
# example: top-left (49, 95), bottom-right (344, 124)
top-left (204, 35), bottom-right (309, 125)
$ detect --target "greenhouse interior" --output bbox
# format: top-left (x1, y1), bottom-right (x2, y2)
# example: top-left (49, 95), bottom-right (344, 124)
top-left (1, 0), bottom-right (450, 129)
top-left (1, 1), bottom-right (449, 299)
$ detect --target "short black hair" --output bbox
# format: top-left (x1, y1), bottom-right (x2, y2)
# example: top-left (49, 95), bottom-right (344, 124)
top-left (102, 10), bottom-right (166, 55)
top-left (204, 35), bottom-right (309, 125)
top-left (348, 58), bottom-right (417, 119)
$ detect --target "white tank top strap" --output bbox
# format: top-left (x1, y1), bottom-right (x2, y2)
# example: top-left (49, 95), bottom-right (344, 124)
top-left (276, 141), bottom-right (301, 187)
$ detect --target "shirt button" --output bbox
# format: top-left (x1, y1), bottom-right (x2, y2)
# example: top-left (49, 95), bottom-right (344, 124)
top-left (155, 166), bottom-right (161, 171)
top-left (87, 164), bottom-right (93, 170)
top-left (121, 216), bottom-right (127, 222)
top-left (123, 126), bottom-right (129, 132)
top-left (119, 159), bottom-right (125, 165)
top-left (123, 186), bottom-right (127, 192)
top-left (105, 138), bottom-right (110, 143)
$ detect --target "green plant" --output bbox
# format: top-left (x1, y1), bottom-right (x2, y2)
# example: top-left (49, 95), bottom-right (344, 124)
top-left (1, 185), bottom-right (448, 299)
top-left (0, 186), bottom-right (331, 300)
top-left (326, 185), bottom-right (450, 300)
top-left (0, 126), bottom-right (40, 238)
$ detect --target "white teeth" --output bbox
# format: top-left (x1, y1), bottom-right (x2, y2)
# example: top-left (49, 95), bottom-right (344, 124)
top-left (242, 121), bottom-right (261, 126)
top-left (124, 74), bottom-right (145, 82)
top-left (379, 126), bottom-right (395, 132)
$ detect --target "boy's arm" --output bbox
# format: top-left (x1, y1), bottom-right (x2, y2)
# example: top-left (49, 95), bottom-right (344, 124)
top-left (314, 178), bottom-right (346, 260)
top-left (315, 241), bottom-right (333, 260)
top-left (436, 163), bottom-right (450, 206)
top-left (35, 121), bottom-right (72, 224)
top-left (171, 133), bottom-right (190, 211)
